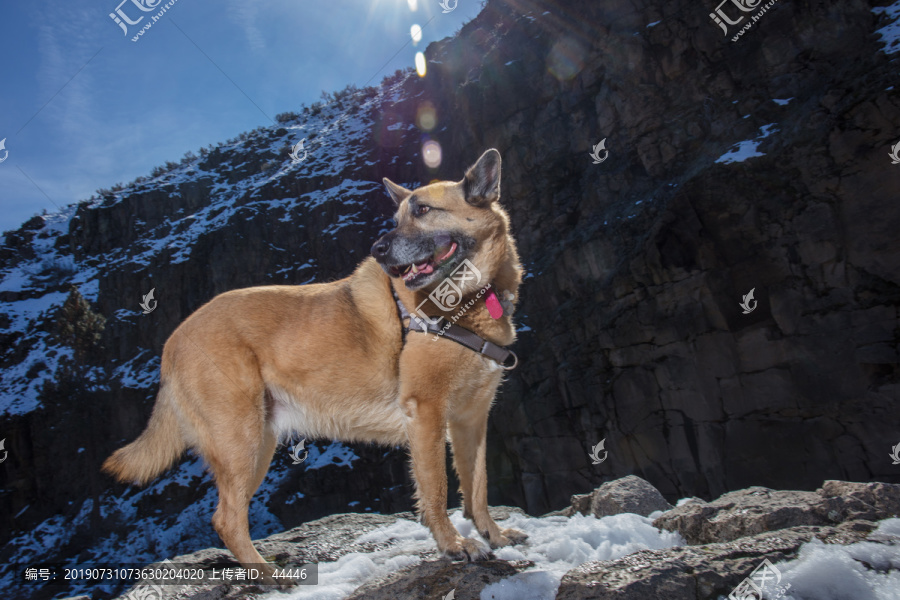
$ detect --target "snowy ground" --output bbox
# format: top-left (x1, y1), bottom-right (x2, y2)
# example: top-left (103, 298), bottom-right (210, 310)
top-left (260, 509), bottom-right (685, 600)
top-left (253, 514), bottom-right (900, 600)
top-left (773, 519), bottom-right (900, 600)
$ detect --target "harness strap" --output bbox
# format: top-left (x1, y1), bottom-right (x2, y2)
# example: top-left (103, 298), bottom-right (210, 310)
top-left (393, 291), bottom-right (518, 371)
top-left (393, 289), bottom-right (410, 346)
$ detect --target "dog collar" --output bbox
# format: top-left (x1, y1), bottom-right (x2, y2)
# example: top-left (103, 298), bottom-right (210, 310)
top-left (393, 291), bottom-right (518, 371)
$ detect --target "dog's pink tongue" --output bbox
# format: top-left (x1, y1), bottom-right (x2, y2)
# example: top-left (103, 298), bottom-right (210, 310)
top-left (485, 290), bottom-right (504, 319)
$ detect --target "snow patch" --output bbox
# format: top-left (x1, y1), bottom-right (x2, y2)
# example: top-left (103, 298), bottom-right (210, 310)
top-left (265, 511), bottom-right (683, 600)
top-left (873, 0), bottom-right (900, 55)
top-left (715, 123), bottom-right (778, 164)
top-left (112, 350), bottom-right (161, 389)
top-left (774, 519), bottom-right (900, 600)
top-left (716, 140), bottom-right (765, 164)
top-left (304, 440), bottom-right (359, 470)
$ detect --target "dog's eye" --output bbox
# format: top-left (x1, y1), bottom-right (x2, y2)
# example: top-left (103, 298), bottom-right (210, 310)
top-left (414, 205), bottom-right (431, 217)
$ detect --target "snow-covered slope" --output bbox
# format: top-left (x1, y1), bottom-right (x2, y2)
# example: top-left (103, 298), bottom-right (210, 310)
top-left (0, 77), bottom-right (413, 416)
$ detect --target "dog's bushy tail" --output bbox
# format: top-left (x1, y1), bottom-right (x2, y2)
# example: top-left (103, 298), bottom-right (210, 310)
top-left (102, 385), bottom-right (187, 485)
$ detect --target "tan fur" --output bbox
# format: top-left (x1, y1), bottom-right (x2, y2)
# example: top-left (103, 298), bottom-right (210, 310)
top-left (102, 149), bottom-right (526, 584)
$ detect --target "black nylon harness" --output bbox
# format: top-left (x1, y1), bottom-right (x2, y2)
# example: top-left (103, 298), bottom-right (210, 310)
top-left (393, 291), bottom-right (518, 371)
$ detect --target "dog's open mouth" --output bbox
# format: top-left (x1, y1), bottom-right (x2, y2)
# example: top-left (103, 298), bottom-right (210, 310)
top-left (389, 242), bottom-right (458, 284)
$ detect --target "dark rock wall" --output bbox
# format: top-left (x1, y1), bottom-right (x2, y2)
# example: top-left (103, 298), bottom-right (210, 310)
top-left (421, 0), bottom-right (900, 512)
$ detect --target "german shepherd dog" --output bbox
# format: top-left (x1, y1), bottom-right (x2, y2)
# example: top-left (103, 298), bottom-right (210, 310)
top-left (103, 149), bottom-right (526, 583)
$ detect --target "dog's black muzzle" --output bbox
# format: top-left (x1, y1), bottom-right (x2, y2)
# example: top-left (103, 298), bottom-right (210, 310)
top-left (371, 231), bottom-right (397, 264)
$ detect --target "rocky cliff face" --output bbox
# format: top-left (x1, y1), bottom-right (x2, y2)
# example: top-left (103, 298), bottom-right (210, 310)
top-left (424, 0), bottom-right (900, 509)
top-left (1, 0), bottom-right (900, 595)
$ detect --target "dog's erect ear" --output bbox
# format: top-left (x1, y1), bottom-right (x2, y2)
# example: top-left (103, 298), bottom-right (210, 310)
top-left (383, 178), bottom-right (412, 205)
top-left (463, 149), bottom-right (501, 206)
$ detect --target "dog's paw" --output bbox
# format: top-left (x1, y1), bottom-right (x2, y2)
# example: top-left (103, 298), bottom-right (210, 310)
top-left (444, 536), bottom-right (495, 562)
top-left (489, 527), bottom-right (528, 548)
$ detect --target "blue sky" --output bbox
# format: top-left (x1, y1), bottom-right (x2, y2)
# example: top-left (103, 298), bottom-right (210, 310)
top-left (0, 0), bottom-right (482, 234)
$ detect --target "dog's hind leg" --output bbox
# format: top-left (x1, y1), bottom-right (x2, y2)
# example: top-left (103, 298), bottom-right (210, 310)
top-left (249, 426), bottom-right (278, 494)
top-left (206, 405), bottom-right (280, 584)
top-left (449, 389), bottom-right (528, 549)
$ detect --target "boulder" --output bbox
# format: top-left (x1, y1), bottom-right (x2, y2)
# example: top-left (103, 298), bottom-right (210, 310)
top-left (345, 559), bottom-right (532, 600)
top-left (654, 480), bottom-right (900, 545)
top-left (561, 476), bottom-right (673, 518)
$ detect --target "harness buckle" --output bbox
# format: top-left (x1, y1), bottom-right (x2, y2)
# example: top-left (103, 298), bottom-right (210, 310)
top-left (410, 313), bottom-right (443, 334)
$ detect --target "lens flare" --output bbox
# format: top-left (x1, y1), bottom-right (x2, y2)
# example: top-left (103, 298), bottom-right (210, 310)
top-left (410, 24), bottom-right (423, 45)
top-left (423, 140), bottom-right (442, 169)
top-left (407, 0), bottom-right (418, 11)
top-left (415, 52), bottom-right (427, 77)
top-left (547, 37), bottom-right (586, 82)
top-left (416, 101), bottom-right (437, 131)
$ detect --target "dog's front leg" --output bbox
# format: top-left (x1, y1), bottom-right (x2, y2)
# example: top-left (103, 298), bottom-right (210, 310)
top-left (449, 391), bottom-right (528, 550)
top-left (402, 392), bottom-right (493, 561)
